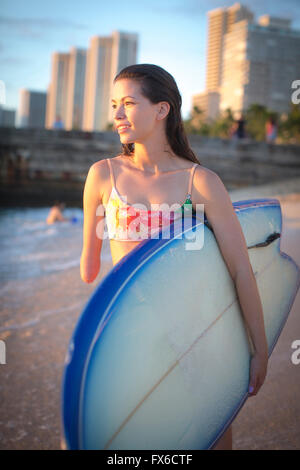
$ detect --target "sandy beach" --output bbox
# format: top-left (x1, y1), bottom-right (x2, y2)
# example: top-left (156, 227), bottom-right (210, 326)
top-left (0, 177), bottom-right (299, 450)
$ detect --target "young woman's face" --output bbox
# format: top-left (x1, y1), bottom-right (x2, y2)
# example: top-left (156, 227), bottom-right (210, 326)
top-left (112, 79), bottom-right (162, 144)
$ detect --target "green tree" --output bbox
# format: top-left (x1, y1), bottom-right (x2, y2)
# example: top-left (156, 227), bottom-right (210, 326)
top-left (183, 106), bottom-right (212, 135)
top-left (278, 104), bottom-right (300, 144)
top-left (210, 108), bottom-right (235, 138)
top-left (245, 104), bottom-right (272, 141)
top-left (183, 102), bottom-right (299, 144)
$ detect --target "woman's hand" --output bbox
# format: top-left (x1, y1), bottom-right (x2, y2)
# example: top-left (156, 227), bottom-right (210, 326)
top-left (248, 350), bottom-right (268, 396)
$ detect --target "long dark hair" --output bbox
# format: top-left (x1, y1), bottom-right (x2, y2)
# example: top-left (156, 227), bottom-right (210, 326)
top-left (113, 64), bottom-right (200, 164)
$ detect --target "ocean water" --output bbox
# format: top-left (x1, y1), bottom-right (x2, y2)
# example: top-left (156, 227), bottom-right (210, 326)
top-left (0, 207), bottom-right (85, 283)
top-left (1, 188), bottom-right (298, 285)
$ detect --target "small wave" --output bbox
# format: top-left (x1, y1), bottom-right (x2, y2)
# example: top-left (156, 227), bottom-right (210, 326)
top-left (0, 300), bottom-right (86, 333)
top-left (19, 221), bottom-right (48, 231)
top-left (26, 228), bottom-right (57, 238)
top-left (18, 252), bottom-right (57, 262)
top-left (44, 258), bottom-right (81, 272)
top-left (0, 207), bottom-right (83, 281)
top-left (0, 228), bottom-right (57, 245)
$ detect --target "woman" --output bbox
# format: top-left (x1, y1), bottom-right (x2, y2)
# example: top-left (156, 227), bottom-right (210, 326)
top-left (80, 64), bottom-right (268, 450)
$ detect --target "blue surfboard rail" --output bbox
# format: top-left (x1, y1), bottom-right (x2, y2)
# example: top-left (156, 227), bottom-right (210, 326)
top-left (61, 198), bottom-right (300, 450)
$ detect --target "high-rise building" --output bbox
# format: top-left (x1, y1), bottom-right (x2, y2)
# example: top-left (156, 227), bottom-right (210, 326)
top-left (258, 15), bottom-right (291, 30)
top-left (220, 16), bottom-right (300, 115)
top-left (82, 35), bottom-right (113, 132)
top-left (107, 31), bottom-right (138, 125)
top-left (45, 31), bottom-right (138, 131)
top-left (65, 48), bottom-right (87, 130)
top-left (17, 89), bottom-right (46, 128)
top-left (191, 92), bottom-right (220, 124)
top-left (83, 31), bottom-right (138, 132)
top-left (45, 52), bottom-right (70, 129)
top-left (206, 3), bottom-right (253, 93)
top-left (192, 2), bottom-right (253, 122)
top-left (192, 3), bottom-right (300, 122)
top-left (0, 106), bottom-right (15, 127)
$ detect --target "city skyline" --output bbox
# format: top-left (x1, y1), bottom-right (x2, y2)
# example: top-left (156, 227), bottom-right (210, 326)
top-left (1, 0), bottom-right (300, 120)
top-left (192, 5), bottom-right (300, 122)
top-left (44, 31), bottom-right (137, 131)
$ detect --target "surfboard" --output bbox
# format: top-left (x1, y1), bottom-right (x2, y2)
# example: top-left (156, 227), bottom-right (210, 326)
top-left (61, 198), bottom-right (300, 450)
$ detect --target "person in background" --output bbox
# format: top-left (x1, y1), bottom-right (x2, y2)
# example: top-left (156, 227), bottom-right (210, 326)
top-left (53, 115), bottom-right (64, 129)
top-left (265, 116), bottom-right (277, 143)
top-left (46, 201), bottom-right (69, 224)
top-left (230, 113), bottom-right (246, 140)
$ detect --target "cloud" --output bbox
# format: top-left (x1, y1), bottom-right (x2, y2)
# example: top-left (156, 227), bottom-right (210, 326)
top-left (0, 16), bottom-right (88, 39)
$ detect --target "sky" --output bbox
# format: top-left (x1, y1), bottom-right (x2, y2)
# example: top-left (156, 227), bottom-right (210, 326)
top-left (1, 0), bottom-right (300, 120)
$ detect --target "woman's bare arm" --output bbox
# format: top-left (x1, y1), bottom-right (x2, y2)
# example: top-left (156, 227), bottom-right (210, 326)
top-left (80, 160), bottom-right (108, 284)
top-left (193, 166), bottom-right (268, 395)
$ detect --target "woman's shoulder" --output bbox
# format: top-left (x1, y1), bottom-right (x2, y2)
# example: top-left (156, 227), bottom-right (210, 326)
top-left (85, 157), bottom-right (120, 202)
top-left (193, 162), bottom-right (217, 181)
top-left (174, 156), bottom-right (210, 174)
top-left (89, 155), bottom-right (121, 176)
top-left (193, 164), bottom-right (229, 202)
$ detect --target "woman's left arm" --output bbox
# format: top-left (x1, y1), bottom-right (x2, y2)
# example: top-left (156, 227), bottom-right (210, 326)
top-left (193, 167), bottom-right (268, 396)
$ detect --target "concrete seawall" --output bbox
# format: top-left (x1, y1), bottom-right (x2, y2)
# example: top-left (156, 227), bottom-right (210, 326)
top-left (1, 127), bottom-right (299, 207)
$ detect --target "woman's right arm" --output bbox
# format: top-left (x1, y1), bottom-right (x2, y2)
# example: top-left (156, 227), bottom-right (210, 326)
top-left (80, 160), bottom-right (107, 284)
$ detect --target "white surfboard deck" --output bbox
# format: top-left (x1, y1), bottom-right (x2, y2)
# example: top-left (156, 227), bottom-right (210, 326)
top-left (62, 198), bottom-right (300, 450)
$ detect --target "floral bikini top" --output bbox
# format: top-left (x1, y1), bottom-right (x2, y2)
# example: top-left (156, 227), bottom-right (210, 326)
top-left (105, 158), bottom-right (198, 242)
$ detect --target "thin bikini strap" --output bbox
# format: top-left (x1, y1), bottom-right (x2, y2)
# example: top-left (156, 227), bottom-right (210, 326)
top-left (187, 163), bottom-right (198, 198)
top-left (107, 158), bottom-right (116, 189)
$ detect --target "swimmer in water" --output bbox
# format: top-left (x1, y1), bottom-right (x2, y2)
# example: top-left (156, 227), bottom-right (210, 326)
top-left (46, 201), bottom-right (69, 224)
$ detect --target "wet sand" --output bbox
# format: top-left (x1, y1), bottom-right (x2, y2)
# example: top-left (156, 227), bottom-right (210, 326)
top-left (0, 177), bottom-right (299, 450)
